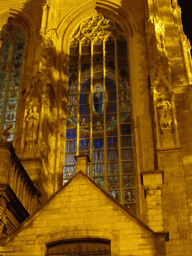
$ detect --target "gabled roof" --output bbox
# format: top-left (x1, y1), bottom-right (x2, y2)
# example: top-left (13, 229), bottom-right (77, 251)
top-left (1, 171), bottom-right (169, 245)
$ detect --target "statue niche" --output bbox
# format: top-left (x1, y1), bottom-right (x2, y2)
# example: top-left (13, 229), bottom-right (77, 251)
top-left (156, 94), bottom-right (172, 130)
top-left (25, 101), bottom-right (40, 149)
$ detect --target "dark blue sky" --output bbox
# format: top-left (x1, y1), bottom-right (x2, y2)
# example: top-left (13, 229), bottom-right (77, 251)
top-left (177, 0), bottom-right (192, 45)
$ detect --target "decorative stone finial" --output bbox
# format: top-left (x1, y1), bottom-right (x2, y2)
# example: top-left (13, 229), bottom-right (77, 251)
top-left (75, 153), bottom-right (90, 175)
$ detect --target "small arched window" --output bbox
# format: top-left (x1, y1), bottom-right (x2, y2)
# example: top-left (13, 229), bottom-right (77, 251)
top-left (64, 14), bottom-right (136, 214)
top-left (0, 22), bottom-right (26, 141)
top-left (46, 239), bottom-right (110, 256)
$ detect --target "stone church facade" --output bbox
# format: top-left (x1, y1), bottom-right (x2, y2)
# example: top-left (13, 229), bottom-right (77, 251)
top-left (0, 0), bottom-right (192, 255)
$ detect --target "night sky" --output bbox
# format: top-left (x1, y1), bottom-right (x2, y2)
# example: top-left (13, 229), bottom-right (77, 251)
top-left (177, 0), bottom-right (192, 47)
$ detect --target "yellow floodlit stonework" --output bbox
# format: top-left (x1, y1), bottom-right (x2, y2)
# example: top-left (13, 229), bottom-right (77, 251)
top-left (0, 0), bottom-right (191, 255)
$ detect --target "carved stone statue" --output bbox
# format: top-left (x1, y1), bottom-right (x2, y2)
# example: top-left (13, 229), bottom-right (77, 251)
top-left (157, 94), bottom-right (172, 128)
top-left (25, 104), bottom-right (40, 148)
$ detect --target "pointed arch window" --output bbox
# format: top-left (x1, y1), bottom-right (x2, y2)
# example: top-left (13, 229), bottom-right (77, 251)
top-left (64, 14), bottom-right (136, 214)
top-left (0, 22), bottom-right (26, 141)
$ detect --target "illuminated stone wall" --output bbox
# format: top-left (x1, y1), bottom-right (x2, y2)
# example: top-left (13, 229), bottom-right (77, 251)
top-left (0, 0), bottom-right (192, 255)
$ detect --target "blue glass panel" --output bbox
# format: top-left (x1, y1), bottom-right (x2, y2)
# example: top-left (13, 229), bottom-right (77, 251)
top-left (121, 124), bottom-right (131, 135)
top-left (121, 149), bottom-right (133, 160)
top-left (65, 141), bottom-right (76, 152)
top-left (93, 150), bottom-right (104, 163)
top-left (107, 163), bottom-right (119, 174)
top-left (63, 166), bottom-right (76, 178)
top-left (121, 136), bottom-right (132, 147)
top-left (65, 153), bottom-right (76, 165)
top-left (79, 104), bottom-right (89, 115)
top-left (107, 137), bottom-right (117, 149)
top-left (93, 139), bottom-right (104, 150)
top-left (107, 176), bottom-right (119, 189)
top-left (92, 164), bottom-right (104, 176)
top-left (122, 175), bottom-right (134, 188)
top-left (79, 139), bottom-right (90, 151)
top-left (66, 129), bottom-right (76, 140)
top-left (123, 189), bottom-right (135, 202)
top-left (93, 177), bottom-right (104, 189)
top-left (121, 161), bottom-right (134, 174)
top-left (80, 79), bottom-right (90, 93)
top-left (106, 102), bottom-right (116, 113)
top-left (108, 190), bottom-right (119, 201)
top-left (107, 149), bottom-right (118, 161)
top-left (80, 94), bottom-right (89, 104)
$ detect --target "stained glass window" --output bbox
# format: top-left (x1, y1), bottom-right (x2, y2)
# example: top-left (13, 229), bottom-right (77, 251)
top-left (0, 23), bottom-right (26, 141)
top-left (64, 14), bottom-right (136, 214)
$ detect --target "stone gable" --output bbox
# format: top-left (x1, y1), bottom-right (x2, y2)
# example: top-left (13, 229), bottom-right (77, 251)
top-left (0, 171), bottom-right (167, 256)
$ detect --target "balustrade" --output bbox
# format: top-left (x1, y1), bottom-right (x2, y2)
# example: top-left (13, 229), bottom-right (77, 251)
top-left (0, 141), bottom-right (41, 215)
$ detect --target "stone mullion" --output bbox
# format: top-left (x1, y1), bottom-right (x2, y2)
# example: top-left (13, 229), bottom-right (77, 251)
top-left (89, 40), bottom-right (93, 178)
top-left (76, 40), bottom-right (81, 157)
top-left (115, 38), bottom-right (122, 204)
top-left (103, 39), bottom-right (107, 192)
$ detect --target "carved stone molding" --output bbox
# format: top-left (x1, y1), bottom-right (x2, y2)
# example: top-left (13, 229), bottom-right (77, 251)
top-left (0, 206), bottom-right (7, 237)
top-left (151, 60), bottom-right (172, 89)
